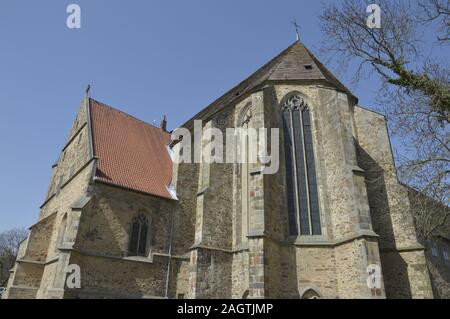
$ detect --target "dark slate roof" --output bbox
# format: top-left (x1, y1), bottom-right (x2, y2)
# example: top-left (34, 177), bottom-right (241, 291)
top-left (182, 41), bottom-right (356, 127)
top-left (90, 99), bottom-right (173, 200)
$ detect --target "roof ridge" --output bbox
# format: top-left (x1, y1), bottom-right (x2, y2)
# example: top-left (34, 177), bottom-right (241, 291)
top-left (180, 41), bottom-right (299, 127)
top-left (222, 41), bottom-right (299, 95)
top-left (265, 41), bottom-right (305, 79)
top-left (89, 98), bottom-right (170, 135)
top-left (235, 40), bottom-right (299, 90)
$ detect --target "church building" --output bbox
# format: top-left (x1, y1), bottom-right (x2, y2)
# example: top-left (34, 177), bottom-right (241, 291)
top-left (3, 41), bottom-right (434, 299)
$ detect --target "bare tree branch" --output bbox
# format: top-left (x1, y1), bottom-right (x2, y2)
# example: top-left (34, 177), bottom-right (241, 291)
top-left (0, 228), bottom-right (28, 287)
top-left (319, 0), bottom-right (450, 240)
top-left (419, 0), bottom-right (450, 42)
top-left (320, 0), bottom-right (450, 121)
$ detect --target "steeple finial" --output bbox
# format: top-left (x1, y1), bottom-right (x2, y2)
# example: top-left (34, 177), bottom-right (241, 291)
top-left (84, 84), bottom-right (91, 98)
top-left (160, 115), bottom-right (167, 132)
top-left (291, 20), bottom-right (300, 41)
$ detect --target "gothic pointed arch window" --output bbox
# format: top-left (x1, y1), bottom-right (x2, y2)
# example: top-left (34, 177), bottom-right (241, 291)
top-left (282, 94), bottom-right (321, 236)
top-left (301, 289), bottom-right (321, 299)
top-left (129, 213), bottom-right (149, 256)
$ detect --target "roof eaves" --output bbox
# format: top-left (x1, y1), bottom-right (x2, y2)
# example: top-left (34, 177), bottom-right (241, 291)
top-left (94, 179), bottom-right (175, 202)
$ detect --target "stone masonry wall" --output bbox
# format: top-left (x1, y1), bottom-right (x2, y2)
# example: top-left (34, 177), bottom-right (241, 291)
top-left (6, 97), bottom-right (94, 299)
top-left (231, 251), bottom-right (249, 298)
top-left (381, 250), bottom-right (433, 298)
top-left (294, 246), bottom-right (338, 298)
top-left (76, 183), bottom-right (175, 258)
top-left (43, 103), bottom-right (90, 207)
top-left (189, 248), bottom-right (232, 298)
top-left (25, 214), bottom-right (56, 262)
top-left (171, 153), bottom-right (198, 256)
top-left (66, 251), bottom-right (169, 298)
top-left (354, 106), bottom-right (433, 299)
top-left (267, 84), bottom-right (384, 298)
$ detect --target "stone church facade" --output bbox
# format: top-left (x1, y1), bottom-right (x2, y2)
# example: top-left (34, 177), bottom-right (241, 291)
top-left (4, 41), bottom-right (434, 299)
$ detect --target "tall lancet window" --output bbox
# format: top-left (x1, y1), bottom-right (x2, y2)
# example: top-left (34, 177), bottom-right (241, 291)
top-left (282, 94), bottom-right (321, 236)
top-left (240, 106), bottom-right (252, 244)
top-left (129, 213), bottom-right (149, 256)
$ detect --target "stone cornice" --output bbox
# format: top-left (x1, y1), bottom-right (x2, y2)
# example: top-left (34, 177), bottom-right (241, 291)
top-left (16, 256), bottom-right (59, 266)
top-left (60, 247), bottom-right (189, 263)
top-left (379, 244), bottom-right (425, 253)
top-left (189, 243), bottom-right (249, 254)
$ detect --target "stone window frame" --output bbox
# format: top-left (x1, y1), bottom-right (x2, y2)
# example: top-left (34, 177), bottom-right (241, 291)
top-left (128, 212), bottom-right (152, 257)
top-left (300, 288), bottom-right (322, 299)
top-left (281, 92), bottom-right (322, 237)
top-left (238, 103), bottom-right (253, 245)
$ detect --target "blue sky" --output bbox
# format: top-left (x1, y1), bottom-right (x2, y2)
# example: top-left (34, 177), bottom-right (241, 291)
top-left (0, 1), bottom-right (447, 232)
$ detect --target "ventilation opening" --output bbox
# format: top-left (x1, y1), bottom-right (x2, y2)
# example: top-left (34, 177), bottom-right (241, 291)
top-left (304, 64), bottom-right (313, 70)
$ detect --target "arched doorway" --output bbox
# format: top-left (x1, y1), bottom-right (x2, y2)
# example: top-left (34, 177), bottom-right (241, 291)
top-left (301, 289), bottom-right (321, 299)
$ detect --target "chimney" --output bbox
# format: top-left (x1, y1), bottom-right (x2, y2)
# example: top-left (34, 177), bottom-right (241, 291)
top-left (160, 115), bottom-right (167, 132)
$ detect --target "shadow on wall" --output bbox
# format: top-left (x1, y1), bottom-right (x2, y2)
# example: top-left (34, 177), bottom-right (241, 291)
top-left (355, 141), bottom-right (412, 299)
top-left (280, 246), bottom-right (301, 299)
top-left (424, 240), bottom-right (450, 299)
top-left (75, 196), bottom-right (123, 256)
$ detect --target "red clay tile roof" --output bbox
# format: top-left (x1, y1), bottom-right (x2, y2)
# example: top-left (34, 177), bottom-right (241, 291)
top-left (89, 99), bottom-right (173, 199)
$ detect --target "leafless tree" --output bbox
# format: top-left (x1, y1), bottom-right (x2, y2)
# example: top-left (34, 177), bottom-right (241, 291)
top-left (319, 0), bottom-right (449, 239)
top-left (0, 228), bottom-right (28, 287)
top-left (320, 0), bottom-right (449, 119)
top-left (406, 184), bottom-right (450, 240)
top-left (420, 0), bottom-right (450, 42)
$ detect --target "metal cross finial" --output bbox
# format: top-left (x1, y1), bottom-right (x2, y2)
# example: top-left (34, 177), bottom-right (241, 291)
top-left (84, 84), bottom-right (91, 99)
top-left (291, 20), bottom-right (300, 41)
